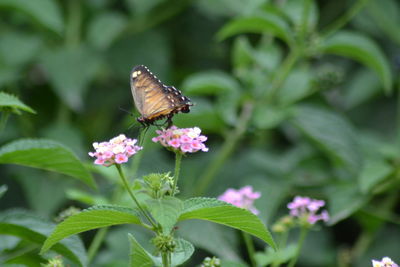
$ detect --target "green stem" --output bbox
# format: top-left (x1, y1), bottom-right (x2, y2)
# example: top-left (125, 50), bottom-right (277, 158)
top-left (351, 191), bottom-right (399, 260)
top-left (115, 164), bottom-right (158, 229)
top-left (129, 128), bottom-right (148, 184)
top-left (87, 150), bottom-right (146, 264)
top-left (271, 231), bottom-right (289, 267)
top-left (194, 102), bottom-right (254, 196)
top-left (65, 0), bottom-right (82, 47)
top-left (242, 232), bottom-right (257, 267)
top-left (123, 0), bottom-right (192, 35)
top-left (161, 251), bottom-right (170, 267)
top-left (321, 0), bottom-right (370, 38)
top-left (279, 230), bottom-right (289, 249)
top-left (171, 152), bottom-right (182, 196)
top-left (299, 0), bottom-right (312, 42)
top-left (287, 227), bottom-right (309, 267)
top-left (87, 227), bottom-right (108, 263)
top-left (264, 49), bottom-right (300, 102)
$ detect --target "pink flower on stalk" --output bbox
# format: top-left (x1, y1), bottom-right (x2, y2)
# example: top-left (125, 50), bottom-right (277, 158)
top-left (218, 186), bottom-right (261, 215)
top-left (88, 134), bottom-right (142, 167)
top-left (152, 126), bottom-right (208, 154)
top-left (372, 257), bottom-right (399, 267)
top-left (287, 196), bottom-right (329, 225)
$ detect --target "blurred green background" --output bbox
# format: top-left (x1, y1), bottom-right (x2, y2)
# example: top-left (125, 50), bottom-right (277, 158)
top-left (1, 0), bottom-right (400, 266)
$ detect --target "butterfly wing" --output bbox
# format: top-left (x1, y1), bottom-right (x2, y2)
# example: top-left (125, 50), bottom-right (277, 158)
top-left (130, 65), bottom-right (192, 123)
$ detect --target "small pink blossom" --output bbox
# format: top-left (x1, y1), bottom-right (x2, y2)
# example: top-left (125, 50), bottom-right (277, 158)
top-left (152, 126), bottom-right (209, 154)
top-left (88, 134), bottom-right (142, 167)
top-left (372, 257), bottom-right (398, 267)
top-left (115, 153), bottom-right (128, 164)
top-left (287, 196), bottom-right (329, 225)
top-left (218, 186), bottom-right (261, 215)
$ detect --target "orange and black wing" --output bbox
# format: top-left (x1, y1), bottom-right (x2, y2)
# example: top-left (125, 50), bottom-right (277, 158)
top-left (130, 65), bottom-right (192, 124)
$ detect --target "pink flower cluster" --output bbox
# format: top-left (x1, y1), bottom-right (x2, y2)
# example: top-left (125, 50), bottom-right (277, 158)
top-left (372, 257), bottom-right (398, 267)
top-left (152, 126), bottom-right (208, 154)
top-left (88, 134), bottom-right (142, 166)
top-left (218, 186), bottom-right (261, 215)
top-left (287, 196), bottom-right (329, 224)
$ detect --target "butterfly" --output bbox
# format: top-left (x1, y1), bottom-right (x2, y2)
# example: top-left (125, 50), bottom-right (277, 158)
top-left (130, 65), bottom-right (192, 128)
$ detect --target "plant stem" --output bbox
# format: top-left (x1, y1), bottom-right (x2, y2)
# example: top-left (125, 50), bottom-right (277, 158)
top-left (129, 128), bottom-right (148, 184)
top-left (87, 150), bottom-right (145, 264)
top-left (171, 152), bottom-right (182, 196)
top-left (161, 251), bottom-right (170, 267)
top-left (66, 0), bottom-right (81, 47)
top-left (87, 227), bottom-right (108, 263)
top-left (242, 232), bottom-right (257, 267)
top-left (264, 49), bottom-right (300, 102)
top-left (299, 0), bottom-right (312, 43)
top-left (194, 102), bottom-right (254, 196)
top-left (321, 0), bottom-right (370, 38)
top-left (115, 164), bottom-right (158, 229)
top-left (287, 227), bottom-right (308, 267)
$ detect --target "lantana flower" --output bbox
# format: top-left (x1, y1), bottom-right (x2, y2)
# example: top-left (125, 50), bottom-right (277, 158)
top-left (218, 186), bottom-right (261, 215)
top-left (152, 126), bottom-right (208, 154)
top-left (88, 134), bottom-right (142, 166)
top-left (372, 257), bottom-right (399, 267)
top-left (287, 196), bottom-right (329, 225)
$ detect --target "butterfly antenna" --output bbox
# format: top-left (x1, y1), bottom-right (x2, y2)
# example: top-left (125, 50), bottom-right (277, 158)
top-left (119, 106), bottom-right (135, 116)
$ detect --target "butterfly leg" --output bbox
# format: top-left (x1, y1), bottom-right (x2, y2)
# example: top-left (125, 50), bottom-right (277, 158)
top-left (166, 115), bottom-right (173, 129)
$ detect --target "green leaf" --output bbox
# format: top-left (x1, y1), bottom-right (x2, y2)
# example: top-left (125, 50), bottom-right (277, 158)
top-left (178, 220), bottom-right (240, 260)
top-left (232, 37), bottom-right (254, 70)
top-left (172, 99), bottom-right (225, 133)
top-left (136, 237), bottom-right (195, 267)
top-left (15, 169), bottom-right (68, 217)
top-left (88, 12), bottom-right (127, 50)
top-left (216, 15), bottom-right (293, 45)
top-left (318, 31), bottom-right (393, 93)
top-left (126, 0), bottom-right (164, 15)
top-left (0, 209), bottom-right (86, 267)
top-left (277, 67), bottom-right (313, 105)
top-left (128, 234), bottom-right (154, 267)
top-left (0, 32), bottom-right (42, 66)
top-left (0, 67), bottom-right (19, 88)
top-left (41, 45), bottom-right (100, 111)
top-left (0, 139), bottom-right (95, 188)
top-left (0, 92), bottom-right (35, 114)
top-left (255, 245), bottom-right (296, 266)
top-left (365, 0), bottom-right (400, 45)
top-left (4, 251), bottom-right (45, 266)
top-left (41, 205), bottom-right (142, 254)
top-left (66, 188), bottom-right (109, 206)
top-left (342, 69), bottom-right (381, 109)
top-left (0, 0), bottom-right (63, 34)
top-left (147, 197), bottom-right (183, 234)
top-left (281, 0), bottom-right (319, 30)
top-left (0, 184), bottom-right (8, 199)
top-left (358, 158), bottom-right (392, 193)
top-left (326, 182), bottom-right (369, 225)
top-left (178, 198), bottom-right (276, 250)
top-left (170, 238), bottom-right (194, 267)
top-left (182, 71), bottom-right (241, 124)
top-left (220, 261), bottom-right (249, 267)
top-left (291, 105), bottom-right (362, 174)
top-left (252, 105), bottom-right (289, 130)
